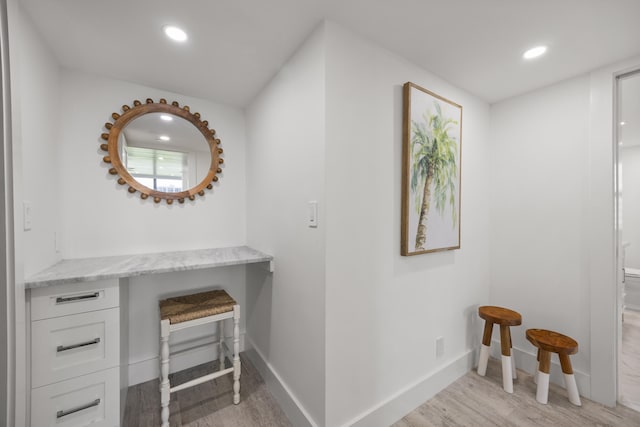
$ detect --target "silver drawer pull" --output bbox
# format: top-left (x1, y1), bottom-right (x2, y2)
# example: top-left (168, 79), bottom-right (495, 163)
top-left (56, 292), bottom-right (100, 304)
top-left (56, 338), bottom-right (101, 353)
top-left (56, 398), bottom-right (101, 418)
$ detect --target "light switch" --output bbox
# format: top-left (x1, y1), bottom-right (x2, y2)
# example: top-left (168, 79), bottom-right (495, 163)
top-left (308, 201), bottom-right (318, 228)
top-left (436, 336), bottom-right (444, 358)
top-left (23, 201), bottom-right (32, 231)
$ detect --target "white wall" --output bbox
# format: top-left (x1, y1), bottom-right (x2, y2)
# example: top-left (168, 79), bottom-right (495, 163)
top-left (54, 70), bottom-right (252, 387)
top-left (13, 6), bottom-right (61, 278)
top-left (58, 69), bottom-right (247, 258)
top-left (245, 25), bottom-right (326, 427)
top-left (10, 8), bottom-right (635, 425)
top-left (489, 58), bottom-right (640, 406)
top-left (0, 0), bottom-right (14, 423)
top-left (10, 39), bottom-right (251, 420)
top-left (324, 22), bottom-right (491, 426)
top-left (622, 146), bottom-right (640, 268)
top-left (490, 76), bottom-right (592, 385)
top-left (8, 5), bottom-right (62, 425)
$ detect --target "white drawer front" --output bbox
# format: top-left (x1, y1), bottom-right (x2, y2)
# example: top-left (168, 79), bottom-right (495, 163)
top-left (31, 367), bottom-right (119, 427)
top-left (32, 308), bottom-right (119, 388)
top-left (31, 280), bottom-right (119, 321)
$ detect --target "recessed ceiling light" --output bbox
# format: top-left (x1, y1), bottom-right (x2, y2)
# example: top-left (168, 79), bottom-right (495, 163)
top-left (620, 121), bottom-right (626, 126)
top-left (160, 114), bottom-right (173, 121)
top-left (523, 46), bottom-right (547, 60)
top-left (159, 135), bottom-right (170, 141)
top-left (163, 25), bottom-right (188, 42)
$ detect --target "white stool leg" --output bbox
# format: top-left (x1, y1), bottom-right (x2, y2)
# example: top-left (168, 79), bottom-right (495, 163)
top-left (160, 319), bottom-right (171, 427)
top-left (536, 350), bottom-right (551, 404)
top-left (559, 354), bottom-right (581, 406)
top-left (536, 372), bottom-right (550, 404)
top-left (501, 355), bottom-right (514, 393)
top-left (219, 320), bottom-right (225, 371)
top-left (477, 344), bottom-right (491, 377)
top-left (510, 335), bottom-right (517, 380)
top-left (509, 331), bottom-right (518, 380)
top-left (564, 373), bottom-right (581, 406)
top-left (500, 325), bottom-right (513, 393)
top-left (233, 304), bottom-right (241, 404)
top-left (158, 354), bottom-right (163, 392)
top-left (478, 321), bottom-right (493, 376)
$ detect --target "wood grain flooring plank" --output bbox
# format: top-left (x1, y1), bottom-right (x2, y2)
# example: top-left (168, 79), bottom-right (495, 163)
top-left (123, 353), bottom-right (292, 427)
top-left (126, 352), bottom-right (640, 426)
top-left (394, 358), bottom-right (640, 427)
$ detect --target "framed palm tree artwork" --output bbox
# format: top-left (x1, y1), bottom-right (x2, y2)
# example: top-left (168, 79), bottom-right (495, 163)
top-left (401, 82), bottom-right (462, 256)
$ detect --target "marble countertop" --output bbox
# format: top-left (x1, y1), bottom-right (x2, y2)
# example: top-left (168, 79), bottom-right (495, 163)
top-left (25, 246), bottom-right (273, 289)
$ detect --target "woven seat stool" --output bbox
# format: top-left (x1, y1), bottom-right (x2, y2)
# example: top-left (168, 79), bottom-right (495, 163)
top-left (159, 289), bottom-right (241, 427)
top-left (526, 328), bottom-right (581, 406)
top-left (477, 306), bottom-right (522, 393)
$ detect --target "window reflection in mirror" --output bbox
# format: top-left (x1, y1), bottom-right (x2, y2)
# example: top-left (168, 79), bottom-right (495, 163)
top-left (118, 112), bottom-right (211, 193)
top-left (125, 147), bottom-right (186, 192)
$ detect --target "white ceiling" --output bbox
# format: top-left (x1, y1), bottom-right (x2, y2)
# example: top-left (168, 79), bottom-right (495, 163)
top-left (20, 0), bottom-right (640, 107)
top-left (123, 113), bottom-right (208, 152)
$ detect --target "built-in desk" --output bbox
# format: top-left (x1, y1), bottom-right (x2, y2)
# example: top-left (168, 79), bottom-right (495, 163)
top-left (25, 246), bottom-right (273, 426)
top-left (25, 245), bottom-right (274, 288)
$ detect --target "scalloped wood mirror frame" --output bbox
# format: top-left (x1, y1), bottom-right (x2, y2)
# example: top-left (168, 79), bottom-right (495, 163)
top-left (100, 98), bottom-right (224, 204)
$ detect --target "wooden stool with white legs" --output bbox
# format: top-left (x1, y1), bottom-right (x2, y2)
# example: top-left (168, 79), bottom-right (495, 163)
top-left (526, 328), bottom-right (581, 406)
top-left (159, 289), bottom-right (241, 427)
top-left (477, 306), bottom-right (522, 393)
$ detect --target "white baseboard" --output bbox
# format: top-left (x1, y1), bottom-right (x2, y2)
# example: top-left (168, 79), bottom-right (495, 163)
top-left (128, 332), bottom-right (246, 386)
top-left (344, 350), bottom-right (474, 427)
top-left (244, 338), bottom-right (318, 427)
top-left (488, 339), bottom-right (591, 399)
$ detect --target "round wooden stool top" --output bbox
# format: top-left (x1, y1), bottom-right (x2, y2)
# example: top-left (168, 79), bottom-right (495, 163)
top-left (526, 329), bottom-right (578, 355)
top-left (478, 306), bottom-right (522, 326)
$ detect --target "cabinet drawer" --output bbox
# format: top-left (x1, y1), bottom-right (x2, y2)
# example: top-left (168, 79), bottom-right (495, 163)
top-left (32, 308), bottom-right (119, 388)
top-left (31, 367), bottom-right (119, 427)
top-left (31, 280), bottom-right (119, 320)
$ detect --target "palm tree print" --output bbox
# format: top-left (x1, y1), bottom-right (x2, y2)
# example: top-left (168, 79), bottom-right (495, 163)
top-left (410, 101), bottom-right (459, 250)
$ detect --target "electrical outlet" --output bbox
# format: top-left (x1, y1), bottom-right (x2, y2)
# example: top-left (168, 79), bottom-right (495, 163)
top-left (436, 336), bottom-right (444, 358)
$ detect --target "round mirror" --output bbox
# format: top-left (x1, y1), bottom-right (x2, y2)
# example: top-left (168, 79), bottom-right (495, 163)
top-left (100, 99), bottom-right (223, 204)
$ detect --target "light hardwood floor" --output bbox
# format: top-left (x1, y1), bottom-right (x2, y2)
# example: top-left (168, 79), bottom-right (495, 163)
top-left (122, 353), bottom-right (292, 426)
top-left (621, 309), bottom-right (640, 412)
top-left (394, 357), bottom-right (640, 427)
top-left (125, 354), bottom-right (640, 426)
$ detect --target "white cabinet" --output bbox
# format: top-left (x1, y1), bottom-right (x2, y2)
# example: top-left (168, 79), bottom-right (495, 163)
top-left (31, 280), bottom-right (119, 321)
top-left (31, 367), bottom-right (120, 427)
top-left (31, 308), bottom-right (119, 388)
top-left (30, 279), bottom-right (120, 427)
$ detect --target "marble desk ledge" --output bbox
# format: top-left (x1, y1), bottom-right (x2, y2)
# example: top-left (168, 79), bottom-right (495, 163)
top-left (25, 246), bottom-right (273, 289)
